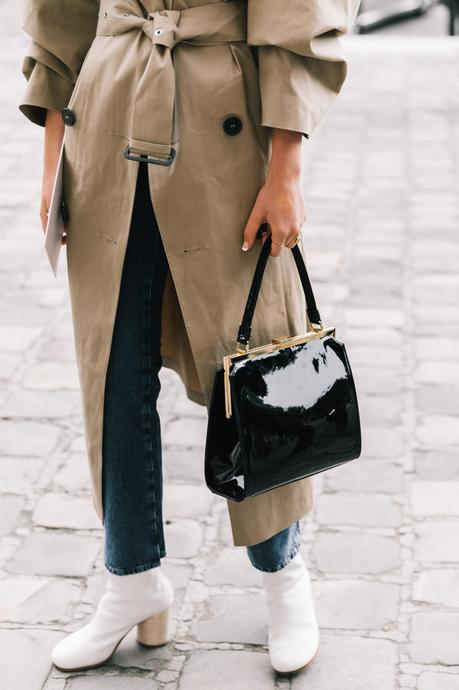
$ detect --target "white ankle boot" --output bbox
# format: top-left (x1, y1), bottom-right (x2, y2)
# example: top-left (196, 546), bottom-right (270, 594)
top-left (261, 551), bottom-right (319, 674)
top-left (52, 566), bottom-right (174, 672)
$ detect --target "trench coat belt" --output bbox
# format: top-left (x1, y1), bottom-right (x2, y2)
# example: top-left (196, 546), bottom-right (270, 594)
top-left (96, 1), bottom-right (247, 165)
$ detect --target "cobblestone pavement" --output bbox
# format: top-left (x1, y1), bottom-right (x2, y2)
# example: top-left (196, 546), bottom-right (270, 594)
top-left (1, 5), bottom-right (459, 688)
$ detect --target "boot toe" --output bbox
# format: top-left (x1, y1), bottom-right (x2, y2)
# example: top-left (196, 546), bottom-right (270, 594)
top-left (51, 627), bottom-right (114, 671)
top-left (52, 631), bottom-right (87, 671)
top-left (269, 632), bottom-right (320, 674)
top-left (269, 627), bottom-right (319, 673)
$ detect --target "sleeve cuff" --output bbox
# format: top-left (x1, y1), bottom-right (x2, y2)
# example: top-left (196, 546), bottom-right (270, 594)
top-left (256, 45), bottom-right (347, 140)
top-left (260, 107), bottom-right (311, 139)
top-left (18, 60), bottom-right (75, 127)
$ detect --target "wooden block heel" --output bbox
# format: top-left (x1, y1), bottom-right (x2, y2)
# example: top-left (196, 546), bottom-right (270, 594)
top-left (136, 606), bottom-right (171, 647)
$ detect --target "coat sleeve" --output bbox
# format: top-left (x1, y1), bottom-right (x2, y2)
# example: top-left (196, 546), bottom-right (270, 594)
top-left (19, 0), bottom-right (100, 127)
top-left (246, 0), bottom-right (360, 138)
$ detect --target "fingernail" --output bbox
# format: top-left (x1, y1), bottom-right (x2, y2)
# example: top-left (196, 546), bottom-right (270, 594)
top-left (242, 241), bottom-right (249, 251)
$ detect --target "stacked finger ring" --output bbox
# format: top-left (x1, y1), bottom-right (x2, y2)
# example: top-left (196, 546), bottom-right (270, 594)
top-left (271, 235), bottom-right (301, 249)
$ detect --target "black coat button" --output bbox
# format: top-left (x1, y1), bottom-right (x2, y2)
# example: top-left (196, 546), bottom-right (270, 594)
top-left (223, 115), bottom-right (242, 136)
top-left (61, 107), bottom-right (76, 126)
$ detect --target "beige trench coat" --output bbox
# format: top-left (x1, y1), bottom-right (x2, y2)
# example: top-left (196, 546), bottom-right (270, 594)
top-left (19, 0), bottom-right (359, 546)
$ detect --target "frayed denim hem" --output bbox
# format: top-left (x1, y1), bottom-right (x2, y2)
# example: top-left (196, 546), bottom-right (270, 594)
top-left (105, 553), bottom-right (166, 575)
top-left (249, 541), bottom-right (301, 574)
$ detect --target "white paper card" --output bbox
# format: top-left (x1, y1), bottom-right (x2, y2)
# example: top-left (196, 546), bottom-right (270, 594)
top-left (44, 140), bottom-right (65, 277)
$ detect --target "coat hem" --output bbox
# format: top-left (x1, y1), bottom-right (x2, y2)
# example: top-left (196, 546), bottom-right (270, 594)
top-left (228, 478), bottom-right (315, 547)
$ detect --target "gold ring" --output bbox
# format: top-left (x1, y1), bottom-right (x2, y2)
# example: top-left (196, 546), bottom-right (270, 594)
top-left (292, 234), bottom-right (301, 246)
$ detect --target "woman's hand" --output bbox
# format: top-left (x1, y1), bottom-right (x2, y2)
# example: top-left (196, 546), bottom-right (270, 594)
top-left (41, 109), bottom-right (67, 244)
top-left (242, 128), bottom-right (305, 257)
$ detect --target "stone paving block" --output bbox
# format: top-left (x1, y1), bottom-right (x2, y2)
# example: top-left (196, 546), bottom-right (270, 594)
top-left (415, 362), bottom-right (459, 385)
top-left (306, 249), bottom-right (341, 275)
top-left (7, 532), bottom-right (100, 577)
top-left (316, 493), bottom-right (402, 528)
top-left (32, 493), bottom-right (101, 530)
top-left (194, 593), bottom-right (267, 644)
top-left (345, 345), bottom-right (403, 368)
top-left (0, 352), bottom-right (21, 379)
top-left (363, 427), bottom-right (405, 458)
top-left (414, 319), bottom-right (459, 338)
top-left (170, 392), bottom-right (208, 418)
top-left (414, 521), bottom-right (459, 562)
top-left (164, 519), bottom-right (203, 559)
top-left (36, 336), bottom-right (76, 361)
top-left (346, 307), bottom-right (403, 328)
top-left (314, 532), bottom-right (401, 575)
top-left (162, 561), bottom-right (193, 590)
top-left (324, 459), bottom-right (403, 493)
top-left (414, 304), bottom-right (459, 325)
top-left (411, 481), bottom-right (459, 516)
top-left (414, 337), bottom-right (459, 361)
top-left (409, 612), bottom-right (459, 665)
top-left (0, 419), bottom-right (61, 457)
top-left (50, 314), bottom-right (74, 338)
top-left (291, 635), bottom-right (397, 690)
top-left (411, 238), bottom-right (459, 259)
top-left (413, 259), bottom-right (459, 279)
top-left (0, 575), bottom-right (47, 621)
top-left (69, 435), bottom-right (87, 453)
top-left (12, 577), bottom-right (81, 624)
top-left (415, 449), bottom-right (459, 480)
top-left (162, 448), bottom-right (204, 483)
top-left (351, 262), bottom-right (402, 284)
top-left (315, 580), bottom-right (399, 630)
top-left (352, 367), bottom-right (403, 396)
top-left (418, 671), bottom-right (459, 690)
top-left (81, 571), bottom-right (107, 607)
top-left (0, 325), bottom-right (42, 353)
top-left (21, 361), bottom-right (80, 390)
top-left (415, 385), bottom-right (459, 416)
top-left (66, 678), bottom-right (159, 690)
top-left (357, 395), bottom-right (403, 426)
top-left (163, 484), bottom-right (215, 519)
top-left (53, 455), bottom-right (91, 493)
top-left (36, 288), bottom-right (67, 308)
top-left (218, 509), bottom-right (239, 548)
top-left (204, 546), bottom-right (262, 587)
top-left (0, 388), bottom-right (80, 418)
top-left (0, 628), bottom-right (61, 690)
top-left (0, 495), bottom-right (25, 535)
top-left (350, 271), bottom-right (402, 295)
top-left (42, 679), bottom-right (67, 690)
top-left (344, 327), bottom-right (403, 347)
top-left (163, 416), bottom-right (206, 447)
top-left (417, 415), bottom-right (459, 448)
top-left (178, 650), bottom-right (274, 690)
top-left (413, 569), bottom-right (459, 608)
top-left (414, 287), bottom-right (459, 309)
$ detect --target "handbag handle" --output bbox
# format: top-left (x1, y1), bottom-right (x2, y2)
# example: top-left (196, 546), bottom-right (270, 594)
top-left (236, 233), bottom-right (322, 348)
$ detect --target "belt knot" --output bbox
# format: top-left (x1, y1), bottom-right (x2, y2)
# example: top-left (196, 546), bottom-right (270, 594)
top-left (142, 10), bottom-right (182, 49)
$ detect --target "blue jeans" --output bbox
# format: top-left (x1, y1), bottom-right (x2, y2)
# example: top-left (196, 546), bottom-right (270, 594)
top-left (101, 161), bottom-right (301, 575)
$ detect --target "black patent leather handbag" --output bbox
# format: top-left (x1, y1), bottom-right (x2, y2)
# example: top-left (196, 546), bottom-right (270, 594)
top-left (204, 233), bottom-right (362, 502)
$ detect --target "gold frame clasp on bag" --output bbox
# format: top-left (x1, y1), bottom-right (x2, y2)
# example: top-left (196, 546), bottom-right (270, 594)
top-left (223, 325), bottom-right (336, 418)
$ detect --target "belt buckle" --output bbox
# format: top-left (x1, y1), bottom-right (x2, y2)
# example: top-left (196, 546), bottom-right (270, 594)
top-left (124, 145), bottom-right (176, 166)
